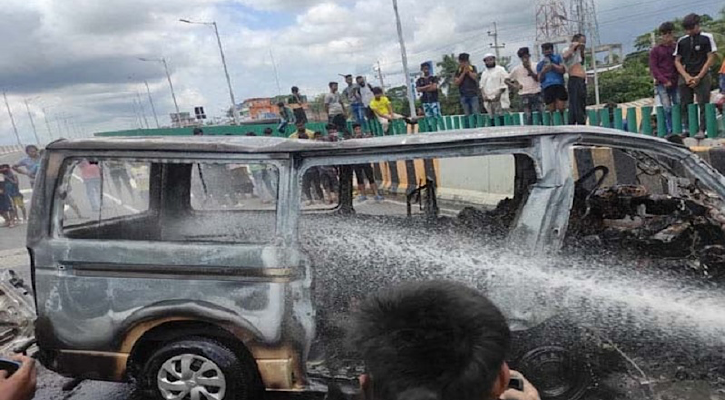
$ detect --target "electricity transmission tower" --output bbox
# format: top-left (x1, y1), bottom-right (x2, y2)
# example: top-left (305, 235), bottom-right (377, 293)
top-left (535, 0), bottom-right (571, 43)
top-left (569, 0), bottom-right (599, 45)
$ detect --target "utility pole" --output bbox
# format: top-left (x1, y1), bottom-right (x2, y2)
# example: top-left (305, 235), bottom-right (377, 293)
top-left (135, 91), bottom-right (150, 129)
top-left (269, 49), bottom-right (282, 96)
top-left (488, 22), bottom-right (506, 59)
top-left (42, 108), bottom-right (53, 141)
top-left (213, 21), bottom-right (240, 124)
top-left (589, 21), bottom-right (600, 105)
top-left (391, 0), bottom-right (416, 118)
top-left (23, 99), bottom-right (40, 144)
top-left (376, 61), bottom-right (385, 92)
top-left (161, 58), bottom-right (181, 122)
top-left (138, 57), bottom-right (180, 126)
top-left (131, 98), bottom-right (143, 129)
top-left (144, 80), bottom-right (160, 128)
top-left (179, 19), bottom-right (241, 125)
top-left (3, 91), bottom-right (22, 146)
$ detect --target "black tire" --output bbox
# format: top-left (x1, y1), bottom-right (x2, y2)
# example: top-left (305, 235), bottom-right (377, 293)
top-left (509, 320), bottom-right (594, 400)
top-left (140, 337), bottom-right (263, 400)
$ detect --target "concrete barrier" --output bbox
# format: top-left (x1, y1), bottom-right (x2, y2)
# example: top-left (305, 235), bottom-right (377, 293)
top-left (372, 155), bottom-right (514, 207)
top-left (0, 145), bottom-right (22, 155)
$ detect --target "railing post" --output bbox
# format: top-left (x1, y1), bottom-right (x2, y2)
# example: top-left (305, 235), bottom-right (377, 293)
top-left (553, 111), bottom-right (563, 126)
top-left (626, 107), bottom-right (637, 133)
top-left (656, 106), bottom-right (667, 137)
top-left (706, 103), bottom-right (718, 138)
top-left (599, 108), bottom-right (611, 128)
top-left (476, 113), bottom-right (484, 128)
top-left (587, 109), bottom-right (599, 126)
top-left (445, 116), bottom-right (453, 130)
top-left (532, 112), bottom-right (542, 126)
top-left (613, 108), bottom-right (623, 130)
top-left (504, 113), bottom-right (513, 126)
top-left (454, 115), bottom-right (461, 130)
top-left (563, 109), bottom-right (569, 124)
top-left (512, 113), bottom-right (522, 126)
top-left (687, 103), bottom-right (699, 135)
top-left (671, 104), bottom-right (682, 134)
top-left (543, 111), bottom-right (551, 126)
top-left (641, 106), bottom-right (653, 135)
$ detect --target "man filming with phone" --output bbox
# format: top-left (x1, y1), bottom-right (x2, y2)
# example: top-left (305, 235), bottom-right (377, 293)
top-left (350, 280), bottom-right (540, 400)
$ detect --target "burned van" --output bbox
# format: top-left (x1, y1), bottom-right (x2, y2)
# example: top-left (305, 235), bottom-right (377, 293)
top-left (27, 127), bottom-right (725, 400)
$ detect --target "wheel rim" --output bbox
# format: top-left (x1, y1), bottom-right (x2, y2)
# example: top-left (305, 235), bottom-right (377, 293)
top-left (517, 346), bottom-right (590, 400)
top-left (157, 354), bottom-right (227, 400)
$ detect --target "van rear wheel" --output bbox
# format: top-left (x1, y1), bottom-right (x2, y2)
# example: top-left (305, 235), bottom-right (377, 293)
top-left (141, 337), bottom-right (262, 400)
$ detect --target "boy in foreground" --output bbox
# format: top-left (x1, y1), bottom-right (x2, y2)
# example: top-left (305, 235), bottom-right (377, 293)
top-left (351, 124), bottom-right (383, 202)
top-left (351, 280), bottom-right (539, 400)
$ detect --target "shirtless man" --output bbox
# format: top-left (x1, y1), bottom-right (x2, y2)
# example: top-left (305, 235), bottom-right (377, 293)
top-left (563, 34), bottom-right (587, 125)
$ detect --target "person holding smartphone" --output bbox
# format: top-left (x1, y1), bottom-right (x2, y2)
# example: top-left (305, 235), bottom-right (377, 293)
top-left (537, 43), bottom-right (567, 115)
top-left (351, 280), bottom-right (540, 400)
top-left (0, 355), bottom-right (36, 400)
top-left (563, 34), bottom-right (588, 125)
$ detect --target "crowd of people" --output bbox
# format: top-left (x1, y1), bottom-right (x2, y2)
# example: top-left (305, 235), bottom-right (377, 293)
top-left (0, 145), bottom-right (39, 228)
top-left (275, 12), bottom-right (724, 137)
top-left (650, 13), bottom-right (722, 136)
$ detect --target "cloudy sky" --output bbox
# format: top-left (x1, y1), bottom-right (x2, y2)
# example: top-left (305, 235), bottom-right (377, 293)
top-left (0, 0), bottom-right (722, 144)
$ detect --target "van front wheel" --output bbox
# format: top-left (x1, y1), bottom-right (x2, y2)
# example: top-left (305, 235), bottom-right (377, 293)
top-left (141, 337), bottom-right (261, 400)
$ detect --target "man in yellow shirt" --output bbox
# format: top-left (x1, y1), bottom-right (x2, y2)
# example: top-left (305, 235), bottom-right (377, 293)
top-left (369, 87), bottom-right (405, 134)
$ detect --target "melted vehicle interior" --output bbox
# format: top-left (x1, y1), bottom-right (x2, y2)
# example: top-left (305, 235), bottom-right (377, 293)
top-left (565, 148), bottom-right (725, 282)
top-left (61, 161), bottom-right (277, 244)
top-left (300, 154), bottom-right (537, 383)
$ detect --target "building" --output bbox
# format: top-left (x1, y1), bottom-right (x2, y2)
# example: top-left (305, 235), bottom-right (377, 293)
top-left (170, 112), bottom-right (199, 128)
top-left (239, 96), bottom-right (310, 122)
top-left (239, 98), bottom-right (277, 121)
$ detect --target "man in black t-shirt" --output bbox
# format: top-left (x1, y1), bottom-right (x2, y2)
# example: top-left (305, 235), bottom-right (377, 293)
top-left (454, 53), bottom-right (480, 120)
top-left (674, 13), bottom-right (718, 135)
top-left (416, 62), bottom-right (441, 118)
top-left (288, 86), bottom-right (308, 124)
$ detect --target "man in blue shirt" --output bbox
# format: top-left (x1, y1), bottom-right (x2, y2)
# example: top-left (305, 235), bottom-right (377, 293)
top-left (537, 42), bottom-right (567, 113)
top-left (12, 145), bottom-right (41, 188)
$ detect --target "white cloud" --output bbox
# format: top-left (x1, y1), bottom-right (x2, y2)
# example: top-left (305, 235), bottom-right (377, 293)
top-left (0, 0), bottom-right (720, 144)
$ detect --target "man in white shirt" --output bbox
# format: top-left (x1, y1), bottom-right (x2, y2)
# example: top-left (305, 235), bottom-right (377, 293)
top-left (324, 81), bottom-right (347, 133)
top-left (479, 53), bottom-right (510, 118)
top-left (508, 47), bottom-right (543, 125)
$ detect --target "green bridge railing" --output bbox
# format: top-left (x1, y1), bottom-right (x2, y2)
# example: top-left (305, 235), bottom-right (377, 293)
top-left (95, 103), bottom-right (723, 139)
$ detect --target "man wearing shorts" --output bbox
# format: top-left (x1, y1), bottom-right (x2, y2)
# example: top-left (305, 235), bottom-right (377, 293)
top-left (352, 124), bottom-right (383, 202)
top-left (537, 42), bottom-right (567, 113)
top-left (1, 164), bottom-right (26, 222)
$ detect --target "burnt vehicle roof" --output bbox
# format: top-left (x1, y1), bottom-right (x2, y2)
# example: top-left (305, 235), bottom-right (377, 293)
top-left (47, 126), bottom-right (686, 154)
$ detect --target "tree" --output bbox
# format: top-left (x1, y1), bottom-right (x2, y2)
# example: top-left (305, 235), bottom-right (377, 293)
top-left (437, 53), bottom-right (459, 94)
top-left (308, 93), bottom-right (327, 122)
top-left (436, 54), bottom-right (464, 115)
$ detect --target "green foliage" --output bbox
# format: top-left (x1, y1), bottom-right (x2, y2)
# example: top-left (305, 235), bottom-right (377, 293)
top-left (587, 62), bottom-right (653, 104)
top-left (436, 53), bottom-right (464, 115)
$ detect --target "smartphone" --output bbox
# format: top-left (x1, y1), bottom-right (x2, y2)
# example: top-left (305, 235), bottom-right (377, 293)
top-left (0, 358), bottom-right (21, 377)
top-left (508, 376), bottom-right (524, 391)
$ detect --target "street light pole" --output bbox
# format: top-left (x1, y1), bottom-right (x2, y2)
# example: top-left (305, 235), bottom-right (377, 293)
top-left (180, 19), bottom-right (241, 125)
top-left (2, 91), bottom-right (22, 146)
top-left (42, 108), bottom-right (53, 142)
top-left (24, 99), bottom-right (40, 144)
top-left (391, 0), bottom-right (416, 119)
top-left (213, 22), bottom-right (240, 125)
top-left (144, 80), bottom-right (161, 128)
top-left (161, 58), bottom-right (181, 120)
top-left (138, 57), bottom-right (181, 126)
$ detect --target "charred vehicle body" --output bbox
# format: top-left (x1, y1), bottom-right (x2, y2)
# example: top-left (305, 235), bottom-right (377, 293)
top-left (22, 127), bottom-right (725, 400)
